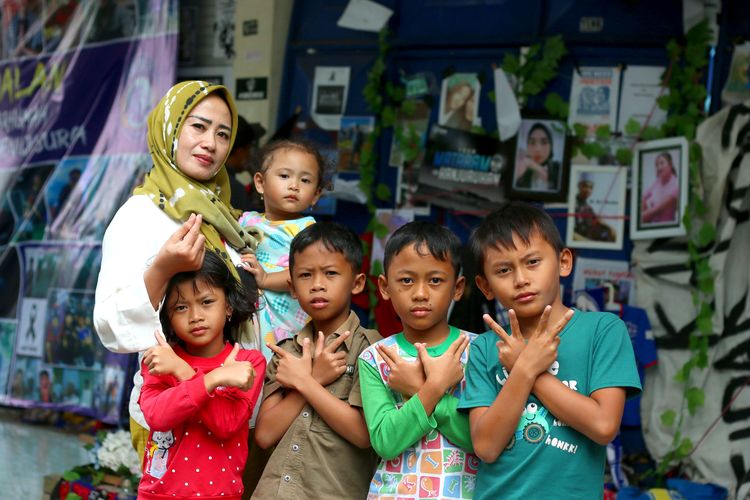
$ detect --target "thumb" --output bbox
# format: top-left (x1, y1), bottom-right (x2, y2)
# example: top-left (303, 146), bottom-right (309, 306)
top-left (415, 343), bottom-right (430, 364)
top-left (225, 343), bottom-right (240, 363)
top-left (315, 332), bottom-right (325, 356)
top-left (302, 338), bottom-right (311, 360)
top-left (154, 330), bottom-right (169, 346)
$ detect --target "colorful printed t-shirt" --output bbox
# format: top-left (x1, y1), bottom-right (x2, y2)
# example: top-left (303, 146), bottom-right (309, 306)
top-left (238, 211), bottom-right (315, 360)
top-left (457, 310), bottom-right (642, 500)
top-left (359, 326), bottom-right (479, 499)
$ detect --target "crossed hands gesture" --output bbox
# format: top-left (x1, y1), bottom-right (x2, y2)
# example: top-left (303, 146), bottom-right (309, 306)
top-left (482, 306), bottom-right (573, 377)
top-left (212, 343), bottom-right (256, 391)
top-left (143, 331), bottom-right (193, 378)
top-left (376, 334), bottom-right (470, 397)
top-left (268, 331), bottom-right (351, 391)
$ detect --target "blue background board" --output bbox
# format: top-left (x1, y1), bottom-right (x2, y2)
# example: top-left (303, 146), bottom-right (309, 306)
top-left (540, 0), bottom-right (684, 45)
top-left (277, 0), bottom-right (748, 302)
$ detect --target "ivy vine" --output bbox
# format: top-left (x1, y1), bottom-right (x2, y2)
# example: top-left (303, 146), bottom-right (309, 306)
top-left (651, 19), bottom-right (714, 476)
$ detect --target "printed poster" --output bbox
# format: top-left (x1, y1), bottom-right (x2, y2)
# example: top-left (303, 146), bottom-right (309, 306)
top-left (572, 257), bottom-right (635, 305)
top-left (312, 66), bottom-right (351, 131)
top-left (722, 42), bottom-right (750, 106)
top-left (568, 67), bottom-right (621, 133)
top-left (370, 209), bottom-right (415, 271)
top-left (420, 125), bottom-right (513, 206)
top-left (617, 66), bottom-right (668, 135)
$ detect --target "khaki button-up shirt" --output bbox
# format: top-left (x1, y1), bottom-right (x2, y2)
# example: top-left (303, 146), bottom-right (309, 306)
top-left (252, 312), bottom-right (381, 499)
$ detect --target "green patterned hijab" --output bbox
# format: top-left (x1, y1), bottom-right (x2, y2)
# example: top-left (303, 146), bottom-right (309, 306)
top-left (135, 81), bottom-right (260, 277)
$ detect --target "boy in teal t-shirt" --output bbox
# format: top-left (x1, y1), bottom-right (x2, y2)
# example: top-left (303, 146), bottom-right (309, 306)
top-left (359, 221), bottom-right (478, 499)
top-left (457, 202), bottom-right (641, 499)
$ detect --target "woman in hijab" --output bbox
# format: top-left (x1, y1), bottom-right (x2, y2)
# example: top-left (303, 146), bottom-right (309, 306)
top-left (513, 122), bottom-right (561, 192)
top-left (94, 81), bottom-right (260, 462)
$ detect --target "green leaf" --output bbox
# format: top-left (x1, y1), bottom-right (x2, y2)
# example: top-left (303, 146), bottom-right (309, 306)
top-left (657, 94), bottom-right (671, 111)
top-left (686, 387), bottom-right (705, 414)
top-left (502, 53), bottom-right (521, 75)
top-left (677, 437), bottom-right (694, 456)
top-left (543, 92), bottom-right (569, 119)
top-left (381, 106), bottom-right (396, 128)
top-left (371, 259), bottom-right (383, 276)
top-left (572, 123), bottom-right (588, 138)
top-left (624, 118), bottom-right (641, 136)
top-left (674, 359), bottom-right (693, 382)
top-left (375, 183), bottom-right (391, 201)
top-left (615, 148), bottom-right (633, 166)
top-left (65, 494), bottom-right (84, 500)
top-left (595, 125), bottom-right (611, 140)
top-left (487, 90), bottom-right (496, 103)
top-left (373, 221), bottom-right (390, 239)
top-left (661, 409), bottom-right (676, 427)
top-left (400, 99), bottom-right (417, 117)
top-left (63, 470), bottom-right (81, 481)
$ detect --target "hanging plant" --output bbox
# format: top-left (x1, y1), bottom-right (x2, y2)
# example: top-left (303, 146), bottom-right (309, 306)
top-left (651, 19), bottom-right (714, 476)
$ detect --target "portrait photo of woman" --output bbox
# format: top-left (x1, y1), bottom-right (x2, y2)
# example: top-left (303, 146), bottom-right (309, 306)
top-left (508, 118), bottom-right (568, 201)
top-left (631, 137), bottom-right (689, 240)
top-left (641, 151), bottom-right (679, 224)
top-left (438, 73), bottom-right (480, 131)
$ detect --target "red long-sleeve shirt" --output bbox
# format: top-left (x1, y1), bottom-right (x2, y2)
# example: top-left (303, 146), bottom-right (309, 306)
top-left (138, 343), bottom-right (265, 500)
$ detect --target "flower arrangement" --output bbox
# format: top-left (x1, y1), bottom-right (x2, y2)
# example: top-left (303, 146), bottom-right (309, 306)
top-left (60, 429), bottom-right (141, 499)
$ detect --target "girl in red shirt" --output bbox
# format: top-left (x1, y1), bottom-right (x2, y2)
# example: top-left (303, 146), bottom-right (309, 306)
top-left (138, 250), bottom-right (266, 499)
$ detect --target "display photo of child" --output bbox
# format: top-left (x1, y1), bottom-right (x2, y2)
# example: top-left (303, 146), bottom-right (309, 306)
top-left (566, 165), bottom-right (627, 250)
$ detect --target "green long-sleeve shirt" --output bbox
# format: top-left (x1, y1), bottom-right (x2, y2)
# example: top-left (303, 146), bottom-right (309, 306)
top-left (358, 327), bottom-right (479, 498)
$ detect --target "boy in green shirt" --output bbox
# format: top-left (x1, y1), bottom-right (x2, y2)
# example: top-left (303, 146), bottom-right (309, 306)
top-left (359, 221), bottom-right (478, 499)
top-left (458, 201), bottom-right (641, 499)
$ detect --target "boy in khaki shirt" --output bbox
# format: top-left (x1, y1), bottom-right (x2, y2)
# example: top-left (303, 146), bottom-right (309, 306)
top-left (252, 222), bottom-right (381, 499)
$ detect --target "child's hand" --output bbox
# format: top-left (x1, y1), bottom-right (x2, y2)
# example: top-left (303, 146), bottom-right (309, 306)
top-left (311, 331), bottom-right (349, 386)
top-left (417, 334), bottom-right (469, 393)
top-left (215, 343), bottom-right (256, 391)
top-left (376, 343), bottom-right (425, 397)
top-left (517, 306), bottom-right (573, 377)
top-left (268, 339), bottom-right (313, 391)
top-left (143, 330), bottom-right (194, 379)
top-left (483, 310), bottom-right (525, 372)
top-left (240, 253), bottom-right (267, 288)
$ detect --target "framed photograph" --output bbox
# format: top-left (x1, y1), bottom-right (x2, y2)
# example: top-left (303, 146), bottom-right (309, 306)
top-left (566, 164), bottom-right (627, 250)
top-left (630, 137), bottom-right (688, 240)
top-left (506, 119), bottom-right (569, 202)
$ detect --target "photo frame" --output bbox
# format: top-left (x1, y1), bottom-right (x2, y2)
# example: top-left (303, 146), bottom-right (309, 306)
top-left (630, 137), bottom-right (689, 240)
top-left (566, 164), bottom-right (627, 250)
top-left (506, 119), bottom-right (569, 202)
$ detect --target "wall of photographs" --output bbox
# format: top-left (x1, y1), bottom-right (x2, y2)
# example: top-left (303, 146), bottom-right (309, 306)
top-left (0, 0), bottom-right (179, 424)
top-left (273, 1), bottom-right (750, 496)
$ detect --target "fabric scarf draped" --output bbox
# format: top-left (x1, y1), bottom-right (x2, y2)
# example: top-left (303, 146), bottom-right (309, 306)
top-left (135, 81), bottom-right (260, 278)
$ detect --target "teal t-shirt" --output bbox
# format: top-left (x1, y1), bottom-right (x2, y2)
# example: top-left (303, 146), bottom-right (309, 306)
top-left (457, 310), bottom-right (641, 500)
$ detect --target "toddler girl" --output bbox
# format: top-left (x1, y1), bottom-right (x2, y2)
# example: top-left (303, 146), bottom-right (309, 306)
top-left (239, 139), bottom-right (328, 360)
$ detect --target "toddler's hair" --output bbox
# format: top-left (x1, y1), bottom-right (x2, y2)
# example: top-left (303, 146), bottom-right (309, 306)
top-left (160, 250), bottom-right (258, 345)
top-left (289, 221), bottom-right (363, 274)
top-left (383, 220), bottom-right (462, 277)
top-left (470, 201), bottom-right (564, 277)
top-left (258, 139), bottom-right (332, 191)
